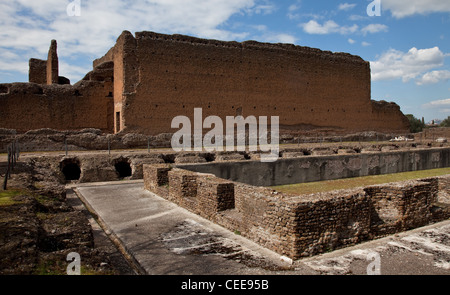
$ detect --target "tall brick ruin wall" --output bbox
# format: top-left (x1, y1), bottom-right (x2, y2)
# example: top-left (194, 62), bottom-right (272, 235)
top-left (0, 30), bottom-right (410, 136)
top-left (143, 164), bottom-right (450, 259)
top-left (95, 31), bottom-right (410, 136)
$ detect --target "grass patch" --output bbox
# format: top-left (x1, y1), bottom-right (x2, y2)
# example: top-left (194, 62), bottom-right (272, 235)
top-left (0, 189), bottom-right (25, 207)
top-left (34, 258), bottom-right (115, 275)
top-left (272, 168), bottom-right (450, 195)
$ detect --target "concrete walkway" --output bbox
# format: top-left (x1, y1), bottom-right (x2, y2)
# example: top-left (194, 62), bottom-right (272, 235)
top-left (72, 181), bottom-right (292, 275)
top-left (72, 180), bottom-right (450, 275)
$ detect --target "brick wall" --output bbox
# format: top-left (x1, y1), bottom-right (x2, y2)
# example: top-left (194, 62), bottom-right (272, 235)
top-left (415, 127), bottom-right (450, 141)
top-left (1, 31), bottom-right (410, 136)
top-left (0, 61), bottom-right (114, 133)
top-left (29, 58), bottom-right (47, 84)
top-left (113, 31), bottom-right (409, 135)
top-left (143, 163), bottom-right (450, 259)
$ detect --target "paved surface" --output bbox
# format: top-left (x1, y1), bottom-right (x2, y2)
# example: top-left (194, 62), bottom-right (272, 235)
top-left (72, 181), bottom-right (450, 275)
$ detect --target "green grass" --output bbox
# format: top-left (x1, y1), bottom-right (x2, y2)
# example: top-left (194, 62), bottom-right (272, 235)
top-left (0, 189), bottom-right (25, 207)
top-left (272, 168), bottom-right (450, 195)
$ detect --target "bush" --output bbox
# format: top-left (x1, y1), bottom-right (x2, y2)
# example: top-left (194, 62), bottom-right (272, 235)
top-left (440, 116), bottom-right (450, 127)
top-left (405, 114), bottom-right (425, 133)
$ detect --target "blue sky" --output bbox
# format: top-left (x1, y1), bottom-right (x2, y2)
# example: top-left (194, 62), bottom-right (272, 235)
top-left (1, 0), bottom-right (449, 122)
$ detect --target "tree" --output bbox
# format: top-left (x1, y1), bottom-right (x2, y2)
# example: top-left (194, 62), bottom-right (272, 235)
top-left (441, 116), bottom-right (450, 127)
top-left (405, 114), bottom-right (425, 133)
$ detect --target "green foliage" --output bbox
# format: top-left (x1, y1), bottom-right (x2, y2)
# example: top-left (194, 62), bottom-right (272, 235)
top-left (405, 114), bottom-right (425, 133)
top-left (441, 116), bottom-right (450, 127)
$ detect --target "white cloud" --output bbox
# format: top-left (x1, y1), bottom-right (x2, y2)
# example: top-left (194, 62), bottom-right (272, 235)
top-left (348, 38), bottom-right (356, 44)
top-left (301, 20), bottom-right (358, 35)
top-left (301, 20), bottom-right (386, 36)
top-left (362, 41), bottom-right (371, 47)
top-left (263, 33), bottom-right (297, 44)
top-left (383, 0), bottom-right (450, 18)
top-left (245, 0), bottom-right (276, 15)
top-left (371, 47), bottom-right (447, 83)
top-left (250, 25), bottom-right (297, 44)
top-left (416, 70), bottom-right (450, 85)
top-left (338, 3), bottom-right (357, 11)
top-left (423, 99), bottom-right (450, 114)
top-left (287, 2), bottom-right (301, 20)
top-left (361, 24), bottom-right (388, 35)
top-left (348, 14), bottom-right (369, 21)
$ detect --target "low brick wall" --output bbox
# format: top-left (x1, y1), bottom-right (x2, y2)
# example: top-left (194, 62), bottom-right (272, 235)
top-left (143, 164), bottom-right (450, 259)
top-left (365, 180), bottom-right (436, 236)
top-left (436, 175), bottom-right (450, 204)
top-left (143, 164), bottom-right (171, 197)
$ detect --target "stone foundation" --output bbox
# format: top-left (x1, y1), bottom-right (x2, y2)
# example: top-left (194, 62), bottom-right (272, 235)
top-left (143, 163), bottom-right (450, 259)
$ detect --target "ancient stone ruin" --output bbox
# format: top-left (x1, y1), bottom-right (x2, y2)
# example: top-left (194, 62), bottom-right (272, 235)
top-left (2, 30), bottom-right (448, 269)
top-left (143, 147), bottom-right (450, 259)
top-left (0, 30), bottom-right (410, 138)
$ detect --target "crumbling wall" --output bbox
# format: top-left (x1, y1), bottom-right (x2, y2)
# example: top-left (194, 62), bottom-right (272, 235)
top-left (111, 31), bottom-right (409, 135)
top-left (91, 31), bottom-right (138, 133)
top-left (0, 81), bottom-right (114, 133)
top-left (365, 181), bottom-right (437, 236)
top-left (415, 127), bottom-right (450, 141)
top-left (0, 39), bottom-right (115, 133)
top-left (29, 58), bottom-right (47, 84)
top-left (2, 31), bottom-right (411, 136)
top-left (370, 100), bottom-right (411, 133)
top-left (47, 40), bottom-right (59, 85)
top-left (143, 163), bottom-right (449, 259)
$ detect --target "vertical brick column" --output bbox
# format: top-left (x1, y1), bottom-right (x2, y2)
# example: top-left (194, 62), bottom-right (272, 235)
top-left (29, 58), bottom-right (47, 84)
top-left (143, 164), bottom-right (172, 198)
top-left (168, 169), bottom-right (198, 211)
top-left (47, 40), bottom-right (59, 85)
top-left (197, 175), bottom-right (235, 220)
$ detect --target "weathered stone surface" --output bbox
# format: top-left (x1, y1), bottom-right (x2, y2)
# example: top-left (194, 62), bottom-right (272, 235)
top-left (143, 162), bottom-right (450, 260)
top-left (47, 40), bottom-right (59, 85)
top-left (2, 31), bottom-right (410, 136)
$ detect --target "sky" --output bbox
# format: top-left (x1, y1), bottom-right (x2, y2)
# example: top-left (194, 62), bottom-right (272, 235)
top-left (0, 0), bottom-right (449, 123)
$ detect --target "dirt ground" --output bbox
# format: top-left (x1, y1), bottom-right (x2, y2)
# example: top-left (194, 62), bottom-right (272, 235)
top-left (0, 159), bottom-right (134, 275)
top-left (1, 141), bottom-right (449, 275)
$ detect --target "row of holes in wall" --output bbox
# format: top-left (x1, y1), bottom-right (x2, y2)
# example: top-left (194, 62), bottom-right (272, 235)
top-left (60, 146), bottom-right (376, 182)
top-left (0, 86), bottom-right (113, 98)
top-left (153, 104), bottom-right (351, 113)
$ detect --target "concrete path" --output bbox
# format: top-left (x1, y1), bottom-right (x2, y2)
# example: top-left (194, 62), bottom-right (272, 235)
top-left (72, 181), bottom-right (292, 275)
top-left (72, 180), bottom-right (450, 275)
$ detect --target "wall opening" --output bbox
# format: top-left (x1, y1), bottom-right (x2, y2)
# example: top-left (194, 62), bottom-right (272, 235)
top-left (204, 153), bottom-right (216, 162)
top-left (60, 159), bottom-right (81, 182)
top-left (114, 159), bottom-right (132, 178)
top-left (162, 154), bottom-right (176, 164)
top-left (115, 112), bottom-right (121, 133)
top-left (0, 85), bottom-right (9, 94)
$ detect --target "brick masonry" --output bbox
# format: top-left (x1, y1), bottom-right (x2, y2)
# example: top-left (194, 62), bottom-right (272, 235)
top-left (1, 31), bottom-right (410, 136)
top-left (143, 163), bottom-right (450, 259)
